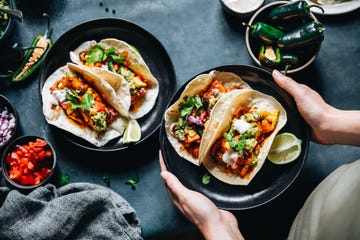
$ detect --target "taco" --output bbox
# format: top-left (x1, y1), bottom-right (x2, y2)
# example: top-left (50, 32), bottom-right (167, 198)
top-left (41, 63), bottom-right (130, 147)
top-left (165, 70), bottom-right (251, 166)
top-left (199, 89), bottom-right (287, 185)
top-left (69, 38), bottom-right (159, 119)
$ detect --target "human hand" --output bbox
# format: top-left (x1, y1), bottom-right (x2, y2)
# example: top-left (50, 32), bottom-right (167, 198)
top-left (272, 70), bottom-right (360, 146)
top-left (159, 151), bottom-right (244, 240)
top-left (272, 69), bottom-right (333, 144)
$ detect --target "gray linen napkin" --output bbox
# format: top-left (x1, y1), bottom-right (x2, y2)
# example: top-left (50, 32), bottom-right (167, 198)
top-left (0, 183), bottom-right (143, 240)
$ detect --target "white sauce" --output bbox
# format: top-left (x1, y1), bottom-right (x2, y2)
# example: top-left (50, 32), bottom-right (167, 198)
top-left (223, 148), bottom-right (239, 167)
top-left (222, 0), bottom-right (263, 13)
top-left (233, 119), bottom-right (251, 134)
top-left (52, 89), bottom-right (67, 103)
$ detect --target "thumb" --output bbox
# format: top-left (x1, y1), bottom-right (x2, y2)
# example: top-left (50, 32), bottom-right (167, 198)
top-left (272, 70), bottom-right (306, 98)
top-left (160, 171), bottom-right (188, 196)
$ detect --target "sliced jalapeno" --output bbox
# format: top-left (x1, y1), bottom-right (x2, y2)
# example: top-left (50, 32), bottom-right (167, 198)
top-left (277, 21), bottom-right (324, 49)
top-left (11, 13), bottom-right (52, 83)
top-left (259, 45), bottom-right (281, 66)
top-left (243, 22), bottom-right (285, 44)
top-left (269, 1), bottom-right (324, 21)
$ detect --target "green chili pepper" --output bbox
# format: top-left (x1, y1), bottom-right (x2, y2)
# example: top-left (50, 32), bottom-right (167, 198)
top-left (11, 13), bottom-right (52, 83)
top-left (268, 1), bottom-right (324, 21)
top-left (258, 45), bottom-right (281, 66)
top-left (108, 59), bottom-right (114, 72)
top-left (243, 22), bottom-right (285, 44)
top-left (282, 53), bottom-right (299, 75)
top-left (277, 21), bottom-right (324, 49)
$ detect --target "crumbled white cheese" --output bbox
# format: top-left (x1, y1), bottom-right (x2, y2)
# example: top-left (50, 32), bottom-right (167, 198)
top-left (233, 119), bottom-right (251, 134)
top-left (223, 149), bottom-right (238, 167)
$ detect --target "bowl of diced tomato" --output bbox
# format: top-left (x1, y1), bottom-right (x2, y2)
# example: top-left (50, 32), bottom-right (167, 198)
top-left (1, 135), bottom-right (56, 189)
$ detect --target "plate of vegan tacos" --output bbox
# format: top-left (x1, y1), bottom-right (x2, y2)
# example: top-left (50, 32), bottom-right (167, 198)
top-left (39, 18), bottom-right (175, 151)
top-left (160, 65), bottom-right (309, 210)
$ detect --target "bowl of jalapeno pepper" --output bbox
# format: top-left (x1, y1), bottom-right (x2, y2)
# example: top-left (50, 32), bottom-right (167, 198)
top-left (244, 0), bottom-right (325, 74)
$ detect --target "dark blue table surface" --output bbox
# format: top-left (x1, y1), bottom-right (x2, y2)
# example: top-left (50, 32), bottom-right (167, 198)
top-left (0, 0), bottom-right (359, 239)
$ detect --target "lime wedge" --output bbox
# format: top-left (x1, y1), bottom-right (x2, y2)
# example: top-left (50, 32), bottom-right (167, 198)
top-left (268, 132), bottom-right (302, 165)
top-left (123, 119), bottom-right (141, 144)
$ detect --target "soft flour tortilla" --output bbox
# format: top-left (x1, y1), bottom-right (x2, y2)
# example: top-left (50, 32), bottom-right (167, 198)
top-left (199, 89), bottom-right (287, 185)
top-left (165, 70), bottom-right (251, 166)
top-left (41, 63), bottom-right (130, 147)
top-left (70, 38), bottom-right (159, 119)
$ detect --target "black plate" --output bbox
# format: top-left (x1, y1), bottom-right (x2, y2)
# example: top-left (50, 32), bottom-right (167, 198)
top-left (159, 65), bottom-right (309, 210)
top-left (39, 18), bottom-right (176, 151)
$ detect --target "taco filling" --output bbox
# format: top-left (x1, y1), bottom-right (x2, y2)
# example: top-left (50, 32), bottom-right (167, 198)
top-left (49, 71), bottom-right (120, 132)
top-left (210, 106), bottom-right (279, 179)
top-left (171, 80), bottom-right (244, 159)
top-left (78, 44), bottom-right (152, 111)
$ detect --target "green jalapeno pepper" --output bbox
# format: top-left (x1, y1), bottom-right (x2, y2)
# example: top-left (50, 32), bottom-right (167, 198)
top-left (11, 13), bottom-right (52, 83)
top-left (269, 1), bottom-right (324, 21)
top-left (259, 45), bottom-right (281, 66)
top-left (277, 21), bottom-right (324, 49)
top-left (243, 22), bottom-right (285, 44)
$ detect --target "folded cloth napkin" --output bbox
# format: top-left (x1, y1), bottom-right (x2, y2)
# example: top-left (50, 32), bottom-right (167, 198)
top-left (0, 182), bottom-right (143, 240)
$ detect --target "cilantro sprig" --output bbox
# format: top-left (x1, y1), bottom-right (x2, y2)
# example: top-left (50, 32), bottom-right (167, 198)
top-left (179, 95), bottom-right (203, 117)
top-left (223, 132), bottom-right (246, 152)
top-left (65, 90), bottom-right (94, 110)
top-left (126, 173), bottom-right (139, 190)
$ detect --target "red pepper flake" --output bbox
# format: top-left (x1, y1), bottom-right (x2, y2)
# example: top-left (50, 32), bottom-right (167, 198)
top-left (6, 138), bottom-right (53, 186)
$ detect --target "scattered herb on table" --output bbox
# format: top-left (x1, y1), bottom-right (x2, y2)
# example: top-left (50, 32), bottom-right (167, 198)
top-left (103, 175), bottom-right (111, 187)
top-left (126, 173), bottom-right (139, 190)
top-left (202, 173), bottom-right (211, 185)
top-left (59, 172), bottom-right (70, 186)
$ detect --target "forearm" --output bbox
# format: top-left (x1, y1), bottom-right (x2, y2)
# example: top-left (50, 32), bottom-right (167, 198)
top-left (321, 109), bottom-right (360, 146)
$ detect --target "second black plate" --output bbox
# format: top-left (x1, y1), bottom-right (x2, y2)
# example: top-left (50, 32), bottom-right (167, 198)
top-left (39, 18), bottom-right (176, 151)
top-left (160, 65), bottom-right (309, 210)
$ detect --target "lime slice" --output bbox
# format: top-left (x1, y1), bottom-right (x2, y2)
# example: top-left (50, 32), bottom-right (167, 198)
top-left (123, 119), bottom-right (141, 144)
top-left (268, 132), bottom-right (302, 165)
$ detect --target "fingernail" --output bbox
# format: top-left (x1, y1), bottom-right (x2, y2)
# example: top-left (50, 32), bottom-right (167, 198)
top-left (160, 171), bottom-right (168, 179)
top-left (273, 69), bottom-right (284, 78)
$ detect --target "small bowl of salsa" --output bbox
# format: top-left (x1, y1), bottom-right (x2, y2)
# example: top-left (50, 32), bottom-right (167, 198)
top-left (1, 135), bottom-right (56, 189)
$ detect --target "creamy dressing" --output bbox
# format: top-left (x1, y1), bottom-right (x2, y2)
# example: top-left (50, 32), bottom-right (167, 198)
top-left (222, 0), bottom-right (263, 13)
top-left (233, 118), bottom-right (251, 134)
top-left (223, 148), bottom-right (238, 167)
top-left (52, 89), bottom-right (67, 103)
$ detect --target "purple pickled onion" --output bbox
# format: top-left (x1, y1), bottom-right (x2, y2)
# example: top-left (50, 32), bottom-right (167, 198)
top-left (0, 107), bottom-right (16, 146)
top-left (187, 115), bottom-right (203, 126)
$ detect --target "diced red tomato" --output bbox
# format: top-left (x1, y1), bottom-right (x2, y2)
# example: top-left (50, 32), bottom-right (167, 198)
top-left (5, 138), bottom-right (53, 186)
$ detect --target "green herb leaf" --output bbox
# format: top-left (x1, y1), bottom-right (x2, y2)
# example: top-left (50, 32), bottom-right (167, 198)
top-left (202, 173), bottom-right (211, 185)
top-left (126, 173), bottom-right (139, 190)
top-left (66, 91), bottom-right (94, 110)
top-left (223, 132), bottom-right (246, 152)
top-left (86, 44), bottom-right (104, 63)
top-left (103, 175), bottom-right (111, 187)
top-left (179, 95), bottom-right (203, 117)
top-left (59, 172), bottom-right (70, 186)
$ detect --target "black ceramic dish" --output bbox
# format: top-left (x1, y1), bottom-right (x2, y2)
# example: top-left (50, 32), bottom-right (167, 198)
top-left (159, 65), bottom-right (309, 210)
top-left (245, 1), bottom-right (321, 74)
top-left (1, 135), bottom-right (56, 190)
top-left (39, 18), bottom-right (176, 152)
top-left (0, 94), bottom-right (18, 151)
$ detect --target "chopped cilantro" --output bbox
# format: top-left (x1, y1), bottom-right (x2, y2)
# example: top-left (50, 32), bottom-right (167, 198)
top-left (86, 44), bottom-right (105, 63)
top-left (126, 173), bottom-right (139, 190)
top-left (202, 173), bottom-right (211, 185)
top-left (65, 91), bottom-right (94, 110)
top-left (179, 95), bottom-right (203, 117)
top-left (223, 132), bottom-right (246, 152)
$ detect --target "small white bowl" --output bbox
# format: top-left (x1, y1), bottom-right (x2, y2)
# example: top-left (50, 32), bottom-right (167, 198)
top-left (220, 0), bottom-right (264, 18)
